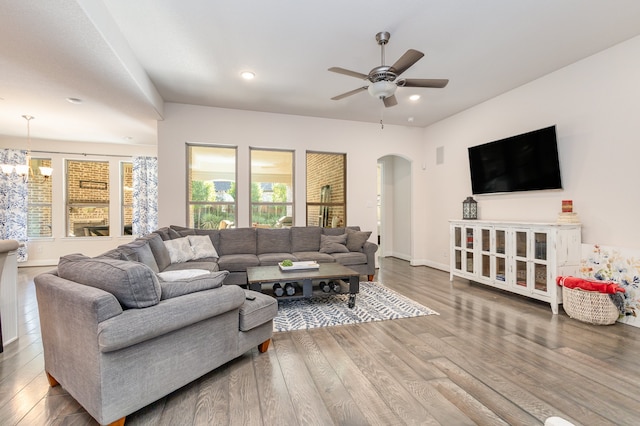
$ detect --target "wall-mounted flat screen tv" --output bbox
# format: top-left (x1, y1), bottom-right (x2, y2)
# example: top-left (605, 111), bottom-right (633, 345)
top-left (468, 125), bottom-right (562, 195)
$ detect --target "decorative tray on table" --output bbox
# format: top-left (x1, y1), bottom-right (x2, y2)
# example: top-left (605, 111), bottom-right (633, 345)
top-left (278, 261), bottom-right (320, 271)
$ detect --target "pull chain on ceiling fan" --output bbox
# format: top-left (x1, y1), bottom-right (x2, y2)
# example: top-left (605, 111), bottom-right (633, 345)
top-left (328, 32), bottom-right (449, 108)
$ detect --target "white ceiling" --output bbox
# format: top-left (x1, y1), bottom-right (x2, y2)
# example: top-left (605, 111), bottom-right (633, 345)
top-left (2, 0), bottom-right (640, 146)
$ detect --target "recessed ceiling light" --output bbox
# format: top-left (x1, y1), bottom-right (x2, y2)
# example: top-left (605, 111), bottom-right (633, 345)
top-left (66, 97), bottom-right (83, 104)
top-left (409, 94), bottom-right (421, 101)
top-left (408, 117), bottom-right (415, 123)
top-left (240, 71), bottom-right (255, 80)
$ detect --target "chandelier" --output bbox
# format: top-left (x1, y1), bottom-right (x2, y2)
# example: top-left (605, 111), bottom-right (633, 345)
top-left (1, 115), bottom-right (53, 182)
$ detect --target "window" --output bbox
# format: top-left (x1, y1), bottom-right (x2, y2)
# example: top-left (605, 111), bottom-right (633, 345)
top-left (188, 145), bottom-right (236, 229)
top-left (27, 158), bottom-right (53, 237)
top-left (121, 162), bottom-right (133, 235)
top-left (306, 151), bottom-right (346, 227)
top-left (66, 160), bottom-right (110, 237)
top-left (250, 148), bottom-right (294, 228)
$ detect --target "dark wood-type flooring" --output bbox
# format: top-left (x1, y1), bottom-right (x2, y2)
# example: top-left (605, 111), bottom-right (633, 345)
top-left (2, 257), bottom-right (640, 425)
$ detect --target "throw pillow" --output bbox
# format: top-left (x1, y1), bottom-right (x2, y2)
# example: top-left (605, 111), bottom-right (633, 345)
top-left (119, 242), bottom-right (160, 273)
top-left (346, 228), bottom-right (372, 252)
top-left (188, 235), bottom-right (219, 260)
top-left (319, 234), bottom-right (349, 254)
top-left (163, 237), bottom-right (196, 264)
top-left (158, 270), bottom-right (229, 300)
top-left (57, 254), bottom-right (161, 309)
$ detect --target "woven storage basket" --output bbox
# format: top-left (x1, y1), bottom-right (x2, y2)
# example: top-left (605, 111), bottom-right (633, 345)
top-left (562, 286), bottom-right (619, 325)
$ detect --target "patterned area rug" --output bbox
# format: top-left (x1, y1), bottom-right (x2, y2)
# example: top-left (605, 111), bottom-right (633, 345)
top-left (273, 282), bottom-right (439, 332)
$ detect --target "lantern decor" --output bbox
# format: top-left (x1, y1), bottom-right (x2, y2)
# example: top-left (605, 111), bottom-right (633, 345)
top-left (462, 196), bottom-right (478, 220)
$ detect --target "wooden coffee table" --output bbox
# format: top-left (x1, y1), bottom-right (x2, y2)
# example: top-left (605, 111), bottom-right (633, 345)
top-left (246, 263), bottom-right (360, 308)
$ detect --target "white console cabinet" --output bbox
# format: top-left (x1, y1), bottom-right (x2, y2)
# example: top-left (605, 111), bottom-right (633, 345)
top-left (449, 220), bottom-right (581, 314)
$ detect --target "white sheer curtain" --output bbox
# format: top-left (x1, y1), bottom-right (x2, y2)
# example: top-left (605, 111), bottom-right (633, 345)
top-left (0, 149), bottom-right (28, 261)
top-left (132, 156), bottom-right (158, 236)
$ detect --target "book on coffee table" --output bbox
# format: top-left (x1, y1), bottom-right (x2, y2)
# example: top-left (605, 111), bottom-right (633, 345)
top-left (278, 261), bottom-right (320, 271)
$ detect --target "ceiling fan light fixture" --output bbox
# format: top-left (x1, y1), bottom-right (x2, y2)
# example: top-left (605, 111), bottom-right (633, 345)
top-left (367, 80), bottom-right (396, 99)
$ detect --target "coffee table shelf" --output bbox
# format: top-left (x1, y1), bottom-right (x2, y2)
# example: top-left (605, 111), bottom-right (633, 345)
top-left (246, 263), bottom-right (360, 308)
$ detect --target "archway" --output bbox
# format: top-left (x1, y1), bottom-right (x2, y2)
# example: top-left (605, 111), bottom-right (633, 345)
top-left (377, 155), bottom-right (412, 263)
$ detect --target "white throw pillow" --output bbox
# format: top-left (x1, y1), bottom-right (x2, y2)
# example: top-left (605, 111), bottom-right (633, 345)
top-left (188, 235), bottom-right (219, 259)
top-left (163, 237), bottom-right (196, 264)
top-left (156, 269), bottom-right (211, 282)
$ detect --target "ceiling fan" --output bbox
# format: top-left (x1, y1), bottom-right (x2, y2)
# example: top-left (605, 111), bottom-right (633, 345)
top-left (329, 31), bottom-right (449, 107)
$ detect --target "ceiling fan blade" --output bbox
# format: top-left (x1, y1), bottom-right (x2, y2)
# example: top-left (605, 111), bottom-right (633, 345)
top-left (328, 67), bottom-right (368, 80)
top-left (400, 78), bottom-right (449, 88)
top-left (331, 86), bottom-right (368, 100)
top-left (383, 95), bottom-right (398, 108)
top-left (390, 49), bottom-right (424, 76)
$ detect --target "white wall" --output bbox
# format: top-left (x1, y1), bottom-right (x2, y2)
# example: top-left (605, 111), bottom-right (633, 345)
top-left (157, 103), bottom-right (424, 248)
top-left (0, 136), bottom-right (156, 265)
top-left (419, 35), bottom-right (640, 270)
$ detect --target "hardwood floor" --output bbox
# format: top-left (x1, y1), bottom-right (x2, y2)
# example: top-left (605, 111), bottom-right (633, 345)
top-left (2, 258), bottom-right (640, 425)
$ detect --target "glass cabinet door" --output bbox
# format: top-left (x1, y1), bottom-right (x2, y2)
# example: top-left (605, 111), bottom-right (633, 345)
top-left (466, 227), bottom-right (474, 249)
top-left (466, 252), bottom-right (474, 273)
top-left (516, 231), bottom-right (528, 258)
top-left (516, 260), bottom-right (527, 288)
top-left (496, 230), bottom-right (506, 254)
top-left (481, 255), bottom-right (490, 278)
top-left (454, 227), bottom-right (462, 248)
top-left (455, 250), bottom-right (462, 270)
top-left (496, 257), bottom-right (506, 282)
top-left (481, 229), bottom-right (490, 252)
top-left (534, 263), bottom-right (547, 292)
top-left (532, 231), bottom-right (549, 293)
top-left (534, 232), bottom-right (547, 260)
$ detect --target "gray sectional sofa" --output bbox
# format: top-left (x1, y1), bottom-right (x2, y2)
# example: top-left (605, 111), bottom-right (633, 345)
top-left (34, 224), bottom-right (376, 425)
top-left (161, 225), bottom-right (378, 284)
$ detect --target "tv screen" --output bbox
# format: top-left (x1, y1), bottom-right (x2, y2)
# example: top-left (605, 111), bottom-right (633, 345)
top-left (468, 125), bottom-right (562, 195)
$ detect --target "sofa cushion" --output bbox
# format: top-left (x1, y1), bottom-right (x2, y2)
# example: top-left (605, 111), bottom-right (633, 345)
top-left (145, 233), bottom-right (172, 271)
top-left (257, 252), bottom-right (297, 266)
top-left (164, 237), bottom-right (196, 263)
top-left (188, 235), bottom-right (219, 260)
top-left (331, 251), bottom-right (368, 266)
top-left (162, 261), bottom-right (220, 273)
top-left (58, 254), bottom-right (161, 309)
top-left (218, 254), bottom-right (260, 272)
top-left (239, 290), bottom-right (278, 331)
top-left (319, 234), bottom-right (349, 254)
top-left (323, 226), bottom-right (360, 236)
top-left (157, 270), bottom-right (228, 300)
top-left (292, 251), bottom-right (336, 263)
top-left (346, 229), bottom-right (372, 252)
top-left (257, 228), bottom-right (291, 254)
top-left (97, 285), bottom-right (246, 352)
top-left (157, 269), bottom-right (210, 281)
top-left (322, 227), bottom-right (347, 236)
top-left (153, 227), bottom-right (173, 241)
top-left (291, 226), bottom-right (322, 252)
top-left (119, 242), bottom-right (160, 273)
top-left (218, 228), bottom-right (257, 255)
top-left (170, 225), bottom-right (197, 238)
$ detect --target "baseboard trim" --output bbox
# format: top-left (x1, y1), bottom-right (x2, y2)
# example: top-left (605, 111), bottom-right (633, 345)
top-left (19, 259), bottom-right (58, 268)
top-left (385, 252), bottom-right (411, 262)
top-left (410, 259), bottom-right (449, 272)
